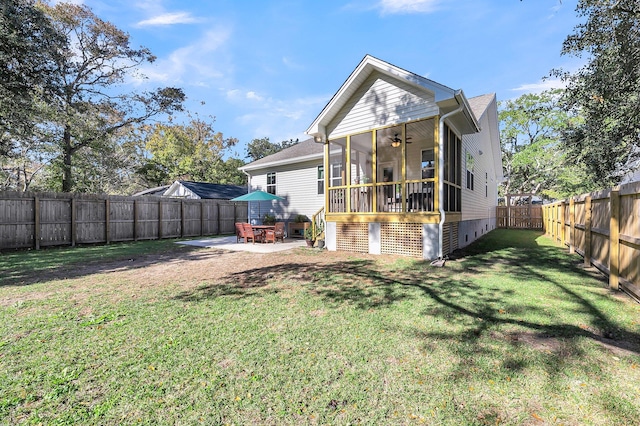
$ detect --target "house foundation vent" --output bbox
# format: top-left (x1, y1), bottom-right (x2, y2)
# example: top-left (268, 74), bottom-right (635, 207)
top-left (443, 222), bottom-right (459, 256)
top-left (380, 223), bottom-right (423, 257)
top-left (336, 223), bottom-right (369, 253)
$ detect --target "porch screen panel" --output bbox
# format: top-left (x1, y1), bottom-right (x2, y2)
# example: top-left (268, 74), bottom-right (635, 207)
top-left (376, 125), bottom-right (402, 212)
top-left (443, 124), bottom-right (462, 212)
top-left (406, 120), bottom-right (435, 212)
top-left (328, 137), bottom-right (347, 213)
top-left (350, 132), bottom-right (373, 213)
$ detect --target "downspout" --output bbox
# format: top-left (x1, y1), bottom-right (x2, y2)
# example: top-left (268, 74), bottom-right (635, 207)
top-left (437, 102), bottom-right (464, 259)
top-left (243, 170), bottom-right (252, 223)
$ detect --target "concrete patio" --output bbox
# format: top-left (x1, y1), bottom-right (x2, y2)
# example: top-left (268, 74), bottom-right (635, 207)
top-left (176, 235), bottom-right (308, 253)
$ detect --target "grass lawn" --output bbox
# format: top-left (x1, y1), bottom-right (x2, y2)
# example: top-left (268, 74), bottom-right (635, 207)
top-left (1, 229), bottom-right (639, 425)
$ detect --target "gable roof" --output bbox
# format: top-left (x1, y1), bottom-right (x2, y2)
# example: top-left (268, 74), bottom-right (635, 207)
top-left (467, 93), bottom-right (496, 121)
top-left (165, 181), bottom-right (248, 199)
top-left (240, 138), bottom-right (323, 171)
top-left (132, 185), bottom-right (170, 197)
top-left (306, 54), bottom-right (479, 140)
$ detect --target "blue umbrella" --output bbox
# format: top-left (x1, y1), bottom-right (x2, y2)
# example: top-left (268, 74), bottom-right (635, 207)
top-left (231, 190), bottom-right (283, 223)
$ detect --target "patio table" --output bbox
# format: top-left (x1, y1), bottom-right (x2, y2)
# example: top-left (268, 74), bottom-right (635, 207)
top-left (251, 225), bottom-right (275, 243)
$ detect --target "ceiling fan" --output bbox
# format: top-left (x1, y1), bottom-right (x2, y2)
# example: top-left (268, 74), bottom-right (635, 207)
top-left (389, 133), bottom-right (412, 148)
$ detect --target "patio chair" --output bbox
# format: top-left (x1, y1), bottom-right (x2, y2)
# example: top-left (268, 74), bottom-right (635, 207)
top-left (264, 222), bottom-right (285, 244)
top-left (241, 222), bottom-right (263, 244)
top-left (235, 222), bottom-right (245, 243)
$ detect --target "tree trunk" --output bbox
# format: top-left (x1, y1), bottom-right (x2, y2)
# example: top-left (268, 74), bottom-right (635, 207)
top-left (62, 126), bottom-right (73, 192)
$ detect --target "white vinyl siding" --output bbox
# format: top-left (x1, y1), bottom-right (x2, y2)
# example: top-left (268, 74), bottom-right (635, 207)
top-left (460, 109), bottom-right (499, 222)
top-left (326, 71), bottom-right (439, 139)
top-left (247, 160), bottom-right (325, 221)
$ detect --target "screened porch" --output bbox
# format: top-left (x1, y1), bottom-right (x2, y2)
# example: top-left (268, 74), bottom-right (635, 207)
top-left (325, 117), bottom-right (461, 219)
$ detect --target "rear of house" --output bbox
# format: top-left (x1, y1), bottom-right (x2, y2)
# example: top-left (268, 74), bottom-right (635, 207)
top-left (241, 55), bottom-right (502, 258)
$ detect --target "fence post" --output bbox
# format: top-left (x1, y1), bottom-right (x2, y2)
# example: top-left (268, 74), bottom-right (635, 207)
top-left (584, 196), bottom-right (592, 267)
top-left (105, 199), bottom-right (110, 244)
top-left (180, 200), bottom-right (185, 238)
top-left (34, 196), bottom-right (40, 250)
top-left (560, 201), bottom-right (566, 247)
top-left (133, 199), bottom-right (138, 241)
top-left (609, 189), bottom-right (620, 291)
top-left (200, 201), bottom-right (205, 236)
top-left (71, 197), bottom-right (77, 247)
top-left (569, 198), bottom-right (575, 254)
top-left (158, 199), bottom-right (163, 239)
top-left (218, 202), bottom-right (222, 235)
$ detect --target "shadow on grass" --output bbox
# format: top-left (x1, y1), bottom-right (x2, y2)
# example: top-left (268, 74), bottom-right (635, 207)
top-left (0, 240), bottom-right (225, 287)
top-left (174, 229), bottom-right (640, 359)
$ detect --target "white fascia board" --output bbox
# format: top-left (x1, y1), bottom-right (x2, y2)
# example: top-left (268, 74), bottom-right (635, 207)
top-left (306, 55), bottom-right (454, 139)
top-left (239, 152), bottom-right (324, 172)
top-left (163, 180), bottom-right (182, 196)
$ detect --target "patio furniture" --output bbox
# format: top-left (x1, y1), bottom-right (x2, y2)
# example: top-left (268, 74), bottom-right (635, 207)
top-left (264, 222), bottom-right (285, 243)
top-left (239, 222), bottom-right (263, 244)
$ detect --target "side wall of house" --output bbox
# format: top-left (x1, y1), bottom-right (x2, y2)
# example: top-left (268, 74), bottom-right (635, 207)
top-left (454, 98), bottom-right (500, 250)
top-left (326, 71), bottom-right (439, 139)
top-left (247, 159), bottom-right (324, 223)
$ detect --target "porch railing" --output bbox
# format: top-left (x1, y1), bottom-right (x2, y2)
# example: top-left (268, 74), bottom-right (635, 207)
top-left (329, 179), bottom-right (435, 214)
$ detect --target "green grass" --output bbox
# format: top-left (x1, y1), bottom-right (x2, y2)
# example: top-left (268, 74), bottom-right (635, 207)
top-left (1, 230), bottom-right (640, 425)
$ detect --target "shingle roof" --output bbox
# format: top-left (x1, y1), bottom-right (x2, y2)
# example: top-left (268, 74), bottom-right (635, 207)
top-left (132, 185), bottom-right (170, 196)
top-left (467, 93), bottom-right (496, 121)
top-left (240, 138), bottom-right (322, 169)
top-left (179, 181), bottom-right (247, 199)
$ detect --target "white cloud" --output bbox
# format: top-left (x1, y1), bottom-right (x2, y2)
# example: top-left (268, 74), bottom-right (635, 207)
top-left (235, 94), bottom-right (330, 142)
top-left (377, 0), bottom-right (440, 15)
top-left (246, 91), bottom-right (264, 101)
top-left (135, 12), bottom-right (200, 27)
top-left (511, 79), bottom-right (566, 94)
top-left (133, 28), bottom-right (232, 85)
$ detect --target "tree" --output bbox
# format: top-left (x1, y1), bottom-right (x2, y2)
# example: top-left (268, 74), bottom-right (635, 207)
top-left (39, 2), bottom-right (184, 192)
top-left (557, 0), bottom-right (640, 186)
top-left (0, 0), bottom-right (64, 156)
top-left (499, 89), bottom-right (592, 199)
top-left (246, 137), bottom-right (299, 162)
top-left (138, 117), bottom-right (245, 186)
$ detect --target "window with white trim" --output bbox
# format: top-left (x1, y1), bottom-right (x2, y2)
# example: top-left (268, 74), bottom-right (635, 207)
top-left (317, 166), bottom-right (324, 195)
top-left (266, 172), bottom-right (276, 194)
top-left (466, 151), bottom-right (475, 190)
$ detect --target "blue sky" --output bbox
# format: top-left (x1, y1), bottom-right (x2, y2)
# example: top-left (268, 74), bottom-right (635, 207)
top-left (60, 0), bottom-right (583, 159)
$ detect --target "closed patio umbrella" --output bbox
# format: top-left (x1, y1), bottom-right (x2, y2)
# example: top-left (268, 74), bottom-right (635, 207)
top-left (231, 190), bottom-right (283, 223)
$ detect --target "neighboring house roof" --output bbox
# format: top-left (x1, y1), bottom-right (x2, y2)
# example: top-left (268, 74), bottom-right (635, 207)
top-left (169, 181), bottom-right (248, 199)
top-left (306, 54), bottom-right (480, 141)
top-left (132, 185), bottom-right (170, 196)
top-left (135, 181), bottom-right (247, 199)
top-left (240, 138), bottom-right (323, 172)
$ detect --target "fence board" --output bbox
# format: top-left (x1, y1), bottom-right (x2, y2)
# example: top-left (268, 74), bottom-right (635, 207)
top-left (0, 191), bottom-right (249, 250)
top-left (542, 181), bottom-right (640, 301)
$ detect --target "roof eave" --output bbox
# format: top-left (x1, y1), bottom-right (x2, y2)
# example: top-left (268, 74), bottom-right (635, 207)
top-left (239, 152), bottom-right (324, 172)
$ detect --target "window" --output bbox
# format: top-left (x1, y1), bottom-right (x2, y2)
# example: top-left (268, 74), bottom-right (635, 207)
top-left (266, 172), bottom-right (276, 194)
top-left (466, 151), bottom-right (475, 190)
top-left (330, 163), bottom-right (343, 187)
top-left (317, 166), bottom-right (324, 195)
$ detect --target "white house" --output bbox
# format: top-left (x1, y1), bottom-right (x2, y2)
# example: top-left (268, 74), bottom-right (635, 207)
top-left (240, 55), bottom-right (502, 259)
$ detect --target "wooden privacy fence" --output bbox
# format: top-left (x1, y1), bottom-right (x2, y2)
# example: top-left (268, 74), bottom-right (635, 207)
top-left (0, 191), bottom-right (248, 250)
top-left (496, 205), bottom-right (543, 229)
top-left (542, 181), bottom-right (640, 301)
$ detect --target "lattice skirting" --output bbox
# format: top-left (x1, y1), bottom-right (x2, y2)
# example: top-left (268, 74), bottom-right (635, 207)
top-left (380, 223), bottom-right (423, 257)
top-left (335, 223), bottom-right (369, 253)
top-left (443, 222), bottom-right (459, 255)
